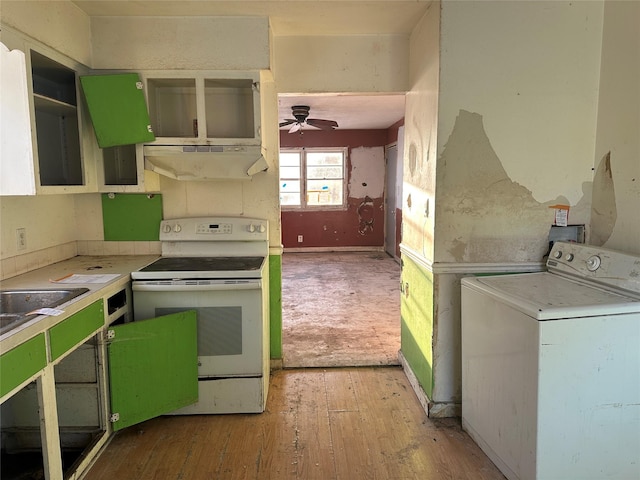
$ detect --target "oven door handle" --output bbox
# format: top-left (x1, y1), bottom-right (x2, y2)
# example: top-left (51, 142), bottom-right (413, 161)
top-left (132, 281), bottom-right (261, 292)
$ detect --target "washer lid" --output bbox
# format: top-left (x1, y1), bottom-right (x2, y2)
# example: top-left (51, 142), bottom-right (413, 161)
top-left (462, 272), bottom-right (640, 320)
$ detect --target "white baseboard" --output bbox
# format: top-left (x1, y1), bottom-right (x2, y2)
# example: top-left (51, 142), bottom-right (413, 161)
top-left (284, 246), bottom-right (385, 253)
top-left (399, 350), bottom-right (460, 418)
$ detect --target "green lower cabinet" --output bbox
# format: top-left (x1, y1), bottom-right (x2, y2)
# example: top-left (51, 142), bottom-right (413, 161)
top-left (107, 310), bottom-right (198, 431)
top-left (0, 334), bottom-right (47, 399)
top-left (49, 300), bottom-right (104, 362)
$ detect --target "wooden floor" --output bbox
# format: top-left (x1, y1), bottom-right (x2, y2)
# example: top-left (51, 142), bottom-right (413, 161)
top-left (84, 368), bottom-right (505, 480)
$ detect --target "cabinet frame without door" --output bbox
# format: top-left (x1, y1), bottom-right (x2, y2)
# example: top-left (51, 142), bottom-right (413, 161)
top-left (0, 27), bottom-right (97, 196)
top-left (0, 284), bottom-right (198, 480)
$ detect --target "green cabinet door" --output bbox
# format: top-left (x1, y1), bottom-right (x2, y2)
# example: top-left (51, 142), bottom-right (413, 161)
top-left (107, 311), bottom-right (198, 431)
top-left (49, 300), bottom-right (103, 361)
top-left (80, 73), bottom-right (155, 148)
top-left (0, 333), bottom-right (47, 399)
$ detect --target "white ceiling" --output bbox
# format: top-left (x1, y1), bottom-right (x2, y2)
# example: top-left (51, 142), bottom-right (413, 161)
top-left (72, 0), bottom-right (423, 131)
top-left (278, 93), bottom-right (406, 131)
top-left (72, 1), bottom-right (431, 35)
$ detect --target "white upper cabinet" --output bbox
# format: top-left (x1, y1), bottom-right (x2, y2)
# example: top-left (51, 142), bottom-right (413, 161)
top-left (0, 34), bottom-right (97, 196)
top-left (142, 71), bottom-right (261, 146)
top-left (0, 42), bottom-right (35, 195)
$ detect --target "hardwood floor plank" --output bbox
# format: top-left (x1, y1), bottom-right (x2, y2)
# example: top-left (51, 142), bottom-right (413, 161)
top-left (329, 410), bottom-right (376, 480)
top-left (324, 369), bottom-right (358, 412)
top-left (269, 369), bottom-right (328, 414)
top-left (350, 366), bottom-right (419, 412)
top-left (215, 415), bottom-right (266, 480)
top-left (259, 412), bottom-right (298, 480)
top-left (83, 368), bottom-right (506, 480)
top-left (173, 416), bottom-right (234, 479)
top-left (295, 405), bottom-right (336, 479)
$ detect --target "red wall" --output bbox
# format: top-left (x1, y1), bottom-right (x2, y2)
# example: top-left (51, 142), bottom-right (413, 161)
top-left (280, 128), bottom-right (400, 249)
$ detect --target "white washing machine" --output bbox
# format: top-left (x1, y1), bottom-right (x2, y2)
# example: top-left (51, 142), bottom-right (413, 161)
top-left (461, 241), bottom-right (640, 480)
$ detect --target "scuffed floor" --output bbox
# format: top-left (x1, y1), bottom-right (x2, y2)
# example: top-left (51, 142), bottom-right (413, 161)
top-left (282, 251), bottom-right (401, 368)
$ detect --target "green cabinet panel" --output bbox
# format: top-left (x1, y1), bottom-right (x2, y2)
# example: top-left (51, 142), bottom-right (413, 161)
top-left (107, 311), bottom-right (198, 431)
top-left (49, 300), bottom-right (104, 361)
top-left (101, 193), bottom-right (162, 241)
top-left (80, 73), bottom-right (155, 148)
top-left (0, 333), bottom-right (47, 398)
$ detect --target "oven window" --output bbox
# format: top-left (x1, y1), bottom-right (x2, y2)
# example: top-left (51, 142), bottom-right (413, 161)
top-left (156, 307), bottom-right (243, 356)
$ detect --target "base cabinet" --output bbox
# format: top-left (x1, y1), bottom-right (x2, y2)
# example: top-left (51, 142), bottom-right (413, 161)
top-left (0, 338), bottom-right (105, 479)
top-left (0, 304), bottom-right (198, 480)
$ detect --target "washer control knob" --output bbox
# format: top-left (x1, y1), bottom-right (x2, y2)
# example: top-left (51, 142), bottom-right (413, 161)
top-left (248, 224), bottom-right (256, 233)
top-left (554, 251), bottom-right (563, 259)
top-left (173, 223), bottom-right (182, 233)
top-left (258, 224), bottom-right (266, 233)
top-left (586, 255), bottom-right (601, 272)
top-left (162, 224), bottom-right (172, 234)
top-left (565, 254), bottom-right (574, 261)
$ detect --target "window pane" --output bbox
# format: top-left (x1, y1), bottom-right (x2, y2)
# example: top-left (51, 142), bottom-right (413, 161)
top-left (279, 166), bottom-right (300, 179)
top-left (307, 165), bottom-right (343, 179)
top-left (280, 180), bottom-right (301, 193)
top-left (280, 192), bottom-right (301, 206)
top-left (307, 179), bottom-right (343, 206)
top-left (279, 152), bottom-right (301, 167)
top-left (306, 152), bottom-right (343, 166)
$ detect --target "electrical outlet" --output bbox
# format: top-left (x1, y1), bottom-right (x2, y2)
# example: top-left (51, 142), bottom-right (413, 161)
top-left (297, 235), bottom-right (303, 243)
top-left (17, 228), bottom-right (26, 250)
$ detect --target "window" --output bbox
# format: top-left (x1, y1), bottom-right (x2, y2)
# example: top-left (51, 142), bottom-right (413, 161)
top-left (279, 148), bottom-right (346, 209)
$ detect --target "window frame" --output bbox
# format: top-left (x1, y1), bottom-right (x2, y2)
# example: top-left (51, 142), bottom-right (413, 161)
top-left (279, 147), bottom-right (348, 211)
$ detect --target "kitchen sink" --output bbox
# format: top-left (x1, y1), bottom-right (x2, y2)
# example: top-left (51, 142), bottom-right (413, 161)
top-left (0, 288), bottom-right (90, 335)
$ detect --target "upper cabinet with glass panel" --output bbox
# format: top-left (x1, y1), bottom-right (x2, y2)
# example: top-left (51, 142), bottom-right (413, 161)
top-left (143, 72), bottom-right (261, 146)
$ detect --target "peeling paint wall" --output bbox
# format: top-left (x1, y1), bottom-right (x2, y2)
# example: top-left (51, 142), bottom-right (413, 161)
top-left (592, 1), bottom-right (640, 254)
top-left (436, 0), bottom-right (603, 263)
top-left (400, 0), bottom-right (611, 417)
top-left (280, 130), bottom-right (389, 249)
top-left (435, 110), bottom-right (558, 263)
top-left (350, 147), bottom-right (385, 198)
top-left (590, 152), bottom-right (617, 246)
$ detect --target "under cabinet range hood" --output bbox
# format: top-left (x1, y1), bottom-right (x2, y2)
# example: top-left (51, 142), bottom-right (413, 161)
top-left (143, 145), bottom-right (268, 181)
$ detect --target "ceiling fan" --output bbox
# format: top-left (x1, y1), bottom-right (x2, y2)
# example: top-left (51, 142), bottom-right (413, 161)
top-left (279, 105), bottom-right (339, 133)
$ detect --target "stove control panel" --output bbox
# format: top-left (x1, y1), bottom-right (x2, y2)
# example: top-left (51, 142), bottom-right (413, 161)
top-left (159, 217), bottom-right (268, 242)
top-left (196, 222), bottom-right (233, 234)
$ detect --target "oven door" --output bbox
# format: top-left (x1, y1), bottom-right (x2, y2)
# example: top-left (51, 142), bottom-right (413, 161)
top-left (132, 280), bottom-right (263, 377)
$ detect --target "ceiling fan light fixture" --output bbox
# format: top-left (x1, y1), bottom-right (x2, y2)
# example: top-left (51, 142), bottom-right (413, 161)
top-left (279, 105), bottom-right (338, 133)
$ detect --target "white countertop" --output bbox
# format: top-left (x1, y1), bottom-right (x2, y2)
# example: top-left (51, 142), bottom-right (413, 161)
top-left (0, 255), bottom-right (158, 352)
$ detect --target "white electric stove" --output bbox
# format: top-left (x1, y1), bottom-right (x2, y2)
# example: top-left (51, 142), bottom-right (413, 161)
top-left (132, 217), bottom-right (270, 414)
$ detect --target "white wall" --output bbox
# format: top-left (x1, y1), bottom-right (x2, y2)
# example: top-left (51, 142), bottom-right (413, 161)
top-left (592, 0), bottom-right (640, 254)
top-left (401, 2), bottom-right (440, 261)
top-left (0, 0), bottom-right (92, 66)
top-left (0, 2), bottom-right (91, 278)
top-left (90, 16), bottom-right (270, 70)
top-left (273, 35), bottom-right (409, 94)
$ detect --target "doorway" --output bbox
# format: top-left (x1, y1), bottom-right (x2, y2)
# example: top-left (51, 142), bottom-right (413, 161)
top-left (278, 92), bottom-right (404, 368)
top-left (385, 143), bottom-right (401, 260)
top-left (281, 251), bottom-right (401, 368)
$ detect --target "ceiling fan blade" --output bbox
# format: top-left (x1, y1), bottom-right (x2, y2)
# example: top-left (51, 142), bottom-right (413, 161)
top-left (307, 118), bottom-right (339, 130)
top-left (279, 119), bottom-right (296, 127)
top-left (288, 123), bottom-right (302, 133)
